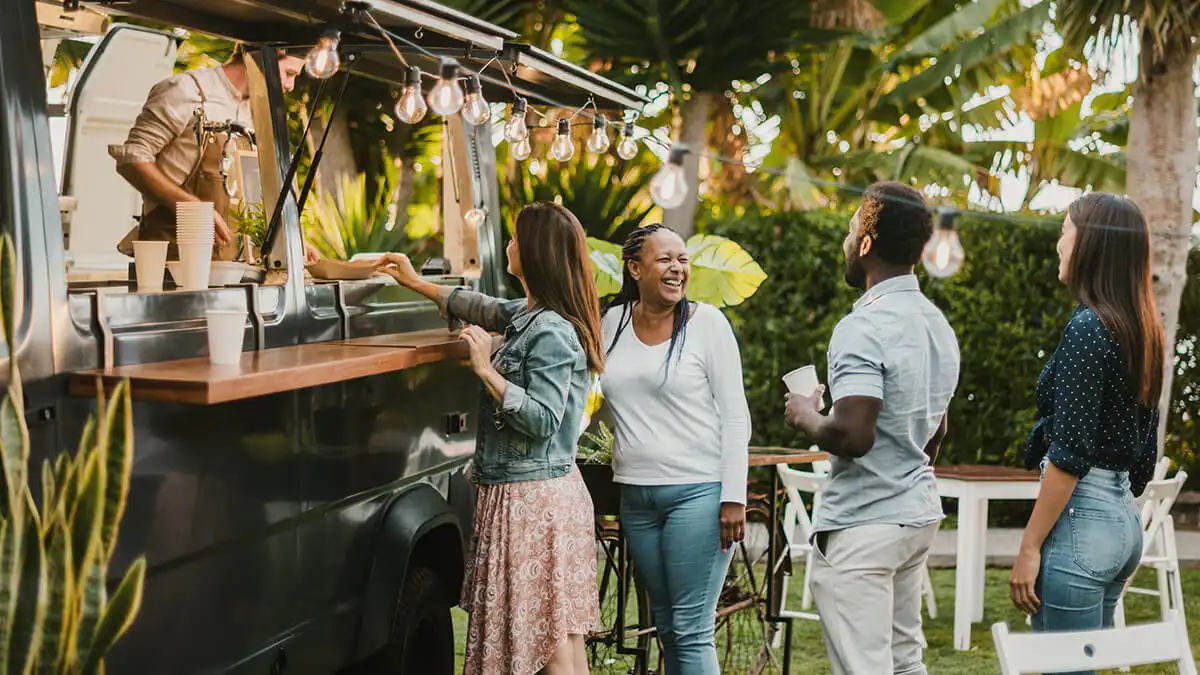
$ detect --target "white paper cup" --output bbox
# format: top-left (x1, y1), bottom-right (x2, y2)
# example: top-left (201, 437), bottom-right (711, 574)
top-left (783, 365), bottom-right (828, 408)
top-left (175, 243), bottom-right (212, 290)
top-left (205, 310), bottom-right (246, 365)
top-left (132, 240), bottom-right (168, 292)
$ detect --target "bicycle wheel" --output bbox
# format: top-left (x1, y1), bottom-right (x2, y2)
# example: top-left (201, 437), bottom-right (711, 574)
top-left (715, 498), bottom-right (788, 674)
top-left (587, 518), bottom-right (657, 675)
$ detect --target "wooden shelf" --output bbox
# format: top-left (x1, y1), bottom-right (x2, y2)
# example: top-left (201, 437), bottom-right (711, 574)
top-left (69, 329), bottom-right (468, 405)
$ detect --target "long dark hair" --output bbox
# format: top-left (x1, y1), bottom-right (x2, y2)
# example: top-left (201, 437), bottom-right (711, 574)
top-left (603, 224), bottom-right (689, 379)
top-left (1065, 193), bottom-right (1164, 407)
top-left (516, 202), bottom-right (605, 373)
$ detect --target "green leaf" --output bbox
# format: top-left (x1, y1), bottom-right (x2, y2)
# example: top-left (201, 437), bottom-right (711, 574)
top-left (882, 2), bottom-right (1051, 109)
top-left (685, 235), bottom-right (768, 308)
top-left (98, 382), bottom-right (133, 560)
top-left (586, 237), bottom-right (624, 298)
top-left (0, 392), bottom-right (29, 530)
top-left (37, 514), bottom-right (73, 675)
top-left (865, 0), bottom-right (933, 23)
top-left (8, 505), bottom-right (47, 675)
top-left (68, 455), bottom-right (103, 594)
top-left (72, 555), bottom-right (106, 671)
top-left (0, 517), bottom-right (11, 670)
top-left (901, 0), bottom-right (1008, 56)
top-left (80, 558), bottom-right (145, 675)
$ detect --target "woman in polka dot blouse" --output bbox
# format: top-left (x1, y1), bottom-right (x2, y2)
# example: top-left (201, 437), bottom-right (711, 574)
top-left (1009, 193), bottom-right (1165, 650)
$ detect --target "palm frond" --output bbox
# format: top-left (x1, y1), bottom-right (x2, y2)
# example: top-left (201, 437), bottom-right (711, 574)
top-left (1058, 0), bottom-right (1200, 73)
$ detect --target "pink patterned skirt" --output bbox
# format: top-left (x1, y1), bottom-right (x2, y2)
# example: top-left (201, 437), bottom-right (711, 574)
top-left (461, 467), bottom-right (600, 675)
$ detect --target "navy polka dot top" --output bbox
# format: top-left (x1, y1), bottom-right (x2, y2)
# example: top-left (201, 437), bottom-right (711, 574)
top-left (1024, 305), bottom-right (1158, 496)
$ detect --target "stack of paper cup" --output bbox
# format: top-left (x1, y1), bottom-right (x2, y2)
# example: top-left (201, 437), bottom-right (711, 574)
top-left (205, 309), bottom-right (246, 365)
top-left (175, 202), bottom-right (215, 290)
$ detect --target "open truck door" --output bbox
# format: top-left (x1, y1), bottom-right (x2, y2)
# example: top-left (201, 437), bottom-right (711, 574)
top-left (59, 23), bottom-right (176, 279)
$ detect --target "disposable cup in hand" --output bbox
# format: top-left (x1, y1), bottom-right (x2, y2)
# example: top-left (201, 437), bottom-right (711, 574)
top-left (175, 243), bottom-right (212, 290)
top-left (783, 365), bottom-right (828, 408)
top-left (205, 310), bottom-right (246, 365)
top-left (132, 240), bottom-right (168, 292)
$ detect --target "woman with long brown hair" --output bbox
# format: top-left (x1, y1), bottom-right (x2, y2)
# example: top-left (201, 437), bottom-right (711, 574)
top-left (1010, 193), bottom-right (1164, 649)
top-left (380, 202), bottom-right (604, 674)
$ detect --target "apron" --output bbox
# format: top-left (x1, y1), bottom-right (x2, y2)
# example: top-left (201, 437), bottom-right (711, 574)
top-left (117, 71), bottom-right (243, 262)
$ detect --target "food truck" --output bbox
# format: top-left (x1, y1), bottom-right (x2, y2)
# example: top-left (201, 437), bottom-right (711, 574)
top-left (4, 1), bottom-right (645, 672)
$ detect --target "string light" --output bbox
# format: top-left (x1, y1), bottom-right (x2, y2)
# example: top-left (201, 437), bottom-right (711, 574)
top-left (511, 136), bottom-right (533, 161)
top-left (393, 66), bottom-right (427, 124)
top-left (550, 119), bottom-right (575, 162)
top-left (922, 210), bottom-right (965, 278)
top-left (504, 98), bottom-right (530, 142)
top-left (650, 146), bottom-right (689, 209)
top-left (428, 60), bottom-right (465, 116)
top-left (616, 125), bottom-right (638, 160)
top-left (464, 207), bottom-right (487, 229)
top-left (305, 30), bottom-right (342, 79)
top-left (461, 74), bottom-right (491, 126)
top-left (586, 114), bottom-right (610, 154)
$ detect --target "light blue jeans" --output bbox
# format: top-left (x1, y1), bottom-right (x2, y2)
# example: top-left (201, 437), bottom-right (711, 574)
top-left (620, 482), bottom-right (733, 675)
top-left (1033, 464), bottom-right (1143, 675)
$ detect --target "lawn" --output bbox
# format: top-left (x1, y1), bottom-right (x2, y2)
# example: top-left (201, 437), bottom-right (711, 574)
top-left (452, 567), bottom-right (1200, 673)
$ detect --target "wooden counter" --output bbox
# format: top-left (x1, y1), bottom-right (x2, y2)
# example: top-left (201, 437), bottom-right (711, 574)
top-left (69, 329), bottom-right (470, 405)
top-left (748, 446), bottom-right (829, 467)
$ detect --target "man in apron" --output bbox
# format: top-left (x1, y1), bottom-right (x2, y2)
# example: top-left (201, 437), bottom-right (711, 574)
top-left (110, 44), bottom-right (319, 264)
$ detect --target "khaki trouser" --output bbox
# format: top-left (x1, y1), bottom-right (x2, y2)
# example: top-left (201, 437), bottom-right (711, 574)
top-left (810, 522), bottom-right (939, 675)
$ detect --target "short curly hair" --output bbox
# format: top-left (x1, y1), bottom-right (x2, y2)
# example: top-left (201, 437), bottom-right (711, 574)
top-left (858, 181), bottom-right (933, 266)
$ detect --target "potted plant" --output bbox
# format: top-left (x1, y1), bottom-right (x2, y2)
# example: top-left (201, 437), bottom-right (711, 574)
top-left (576, 421), bottom-right (620, 517)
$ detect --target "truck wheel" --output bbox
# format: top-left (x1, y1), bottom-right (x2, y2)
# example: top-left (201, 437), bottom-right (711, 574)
top-left (365, 566), bottom-right (455, 675)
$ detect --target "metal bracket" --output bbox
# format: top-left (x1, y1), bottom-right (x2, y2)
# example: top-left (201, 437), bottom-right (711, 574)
top-left (231, 283), bottom-right (265, 351)
top-left (86, 289), bottom-right (114, 370)
top-left (333, 281), bottom-right (350, 340)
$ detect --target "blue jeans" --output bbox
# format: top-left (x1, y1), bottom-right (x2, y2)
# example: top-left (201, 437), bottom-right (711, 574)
top-left (1032, 465), bottom-right (1142, 675)
top-left (620, 482), bottom-right (733, 675)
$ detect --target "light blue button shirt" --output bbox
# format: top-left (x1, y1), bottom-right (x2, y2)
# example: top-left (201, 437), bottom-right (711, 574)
top-left (814, 274), bottom-right (961, 533)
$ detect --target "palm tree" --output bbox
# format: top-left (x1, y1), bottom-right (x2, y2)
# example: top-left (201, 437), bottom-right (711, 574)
top-left (568, 0), bottom-right (833, 236)
top-left (1057, 1), bottom-right (1200, 453)
top-left (756, 0), bottom-right (1053, 207)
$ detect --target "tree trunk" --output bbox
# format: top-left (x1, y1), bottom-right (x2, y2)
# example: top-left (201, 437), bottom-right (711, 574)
top-left (664, 91), bottom-right (714, 238)
top-left (1126, 52), bottom-right (1199, 458)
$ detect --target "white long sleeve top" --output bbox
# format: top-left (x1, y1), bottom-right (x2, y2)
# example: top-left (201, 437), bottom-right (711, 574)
top-left (599, 302), bottom-right (752, 504)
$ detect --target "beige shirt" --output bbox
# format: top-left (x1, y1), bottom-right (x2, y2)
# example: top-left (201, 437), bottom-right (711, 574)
top-left (108, 66), bottom-right (249, 213)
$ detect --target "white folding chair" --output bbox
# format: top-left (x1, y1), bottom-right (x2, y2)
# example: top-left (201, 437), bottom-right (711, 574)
top-left (774, 461), bottom-right (937, 622)
top-left (1115, 469), bottom-right (1188, 629)
top-left (992, 610), bottom-right (1197, 675)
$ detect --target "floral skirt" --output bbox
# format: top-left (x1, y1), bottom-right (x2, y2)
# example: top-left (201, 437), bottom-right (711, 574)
top-left (461, 467), bottom-right (600, 675)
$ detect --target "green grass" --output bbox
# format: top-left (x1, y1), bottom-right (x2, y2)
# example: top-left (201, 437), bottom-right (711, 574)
top-left (452, 567), bottom-right (1200, 673)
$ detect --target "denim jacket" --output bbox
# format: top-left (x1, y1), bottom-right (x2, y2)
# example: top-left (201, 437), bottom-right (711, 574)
top-left (446, 288), bottom-right (589, 485)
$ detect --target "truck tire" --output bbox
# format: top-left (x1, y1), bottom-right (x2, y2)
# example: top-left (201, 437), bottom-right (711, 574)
top-left (362, 566), bottom-right (455, 675)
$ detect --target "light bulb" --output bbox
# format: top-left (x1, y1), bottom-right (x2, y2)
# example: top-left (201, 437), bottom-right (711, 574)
top-left (511, 137), bottom-right (532, 161)
top-left (650, 147), bottom-right (689, 209)
top-left (461, 74), bottom-right (491, 126)
top-left (464, 207), bottom-right (487, 229)
top-left (504, 99), bottom-right (529, 142)
top-left (616, 126), bottom-right (638, 160)
top-left (921, 213), bottom-right (965, 278)
top-left (550, 119), bottom-right (574, 162)
top-left (428, 60), bottom-right (465, 116)
top-left (305, 34), bottom-right (341, 79)
top-left (394, 66), bottom-right (427, 124)
top-left (586, 115), bottom-right (610, 154)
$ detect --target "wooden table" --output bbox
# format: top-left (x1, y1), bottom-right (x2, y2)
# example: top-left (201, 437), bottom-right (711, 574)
top-left (69, 329), bottom-right (470, 405)
top-left (748, 447), bottom-right (829, 675)
top-left (934, 464), bottom-right (1041, 651)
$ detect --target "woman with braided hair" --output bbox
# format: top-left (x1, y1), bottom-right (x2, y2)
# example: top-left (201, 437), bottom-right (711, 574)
top-left (597, 224), bottom-right (752, 674)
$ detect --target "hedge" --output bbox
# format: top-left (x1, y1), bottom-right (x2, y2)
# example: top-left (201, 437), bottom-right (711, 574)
top-left (706, 209), bottom-right (1200, 484)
